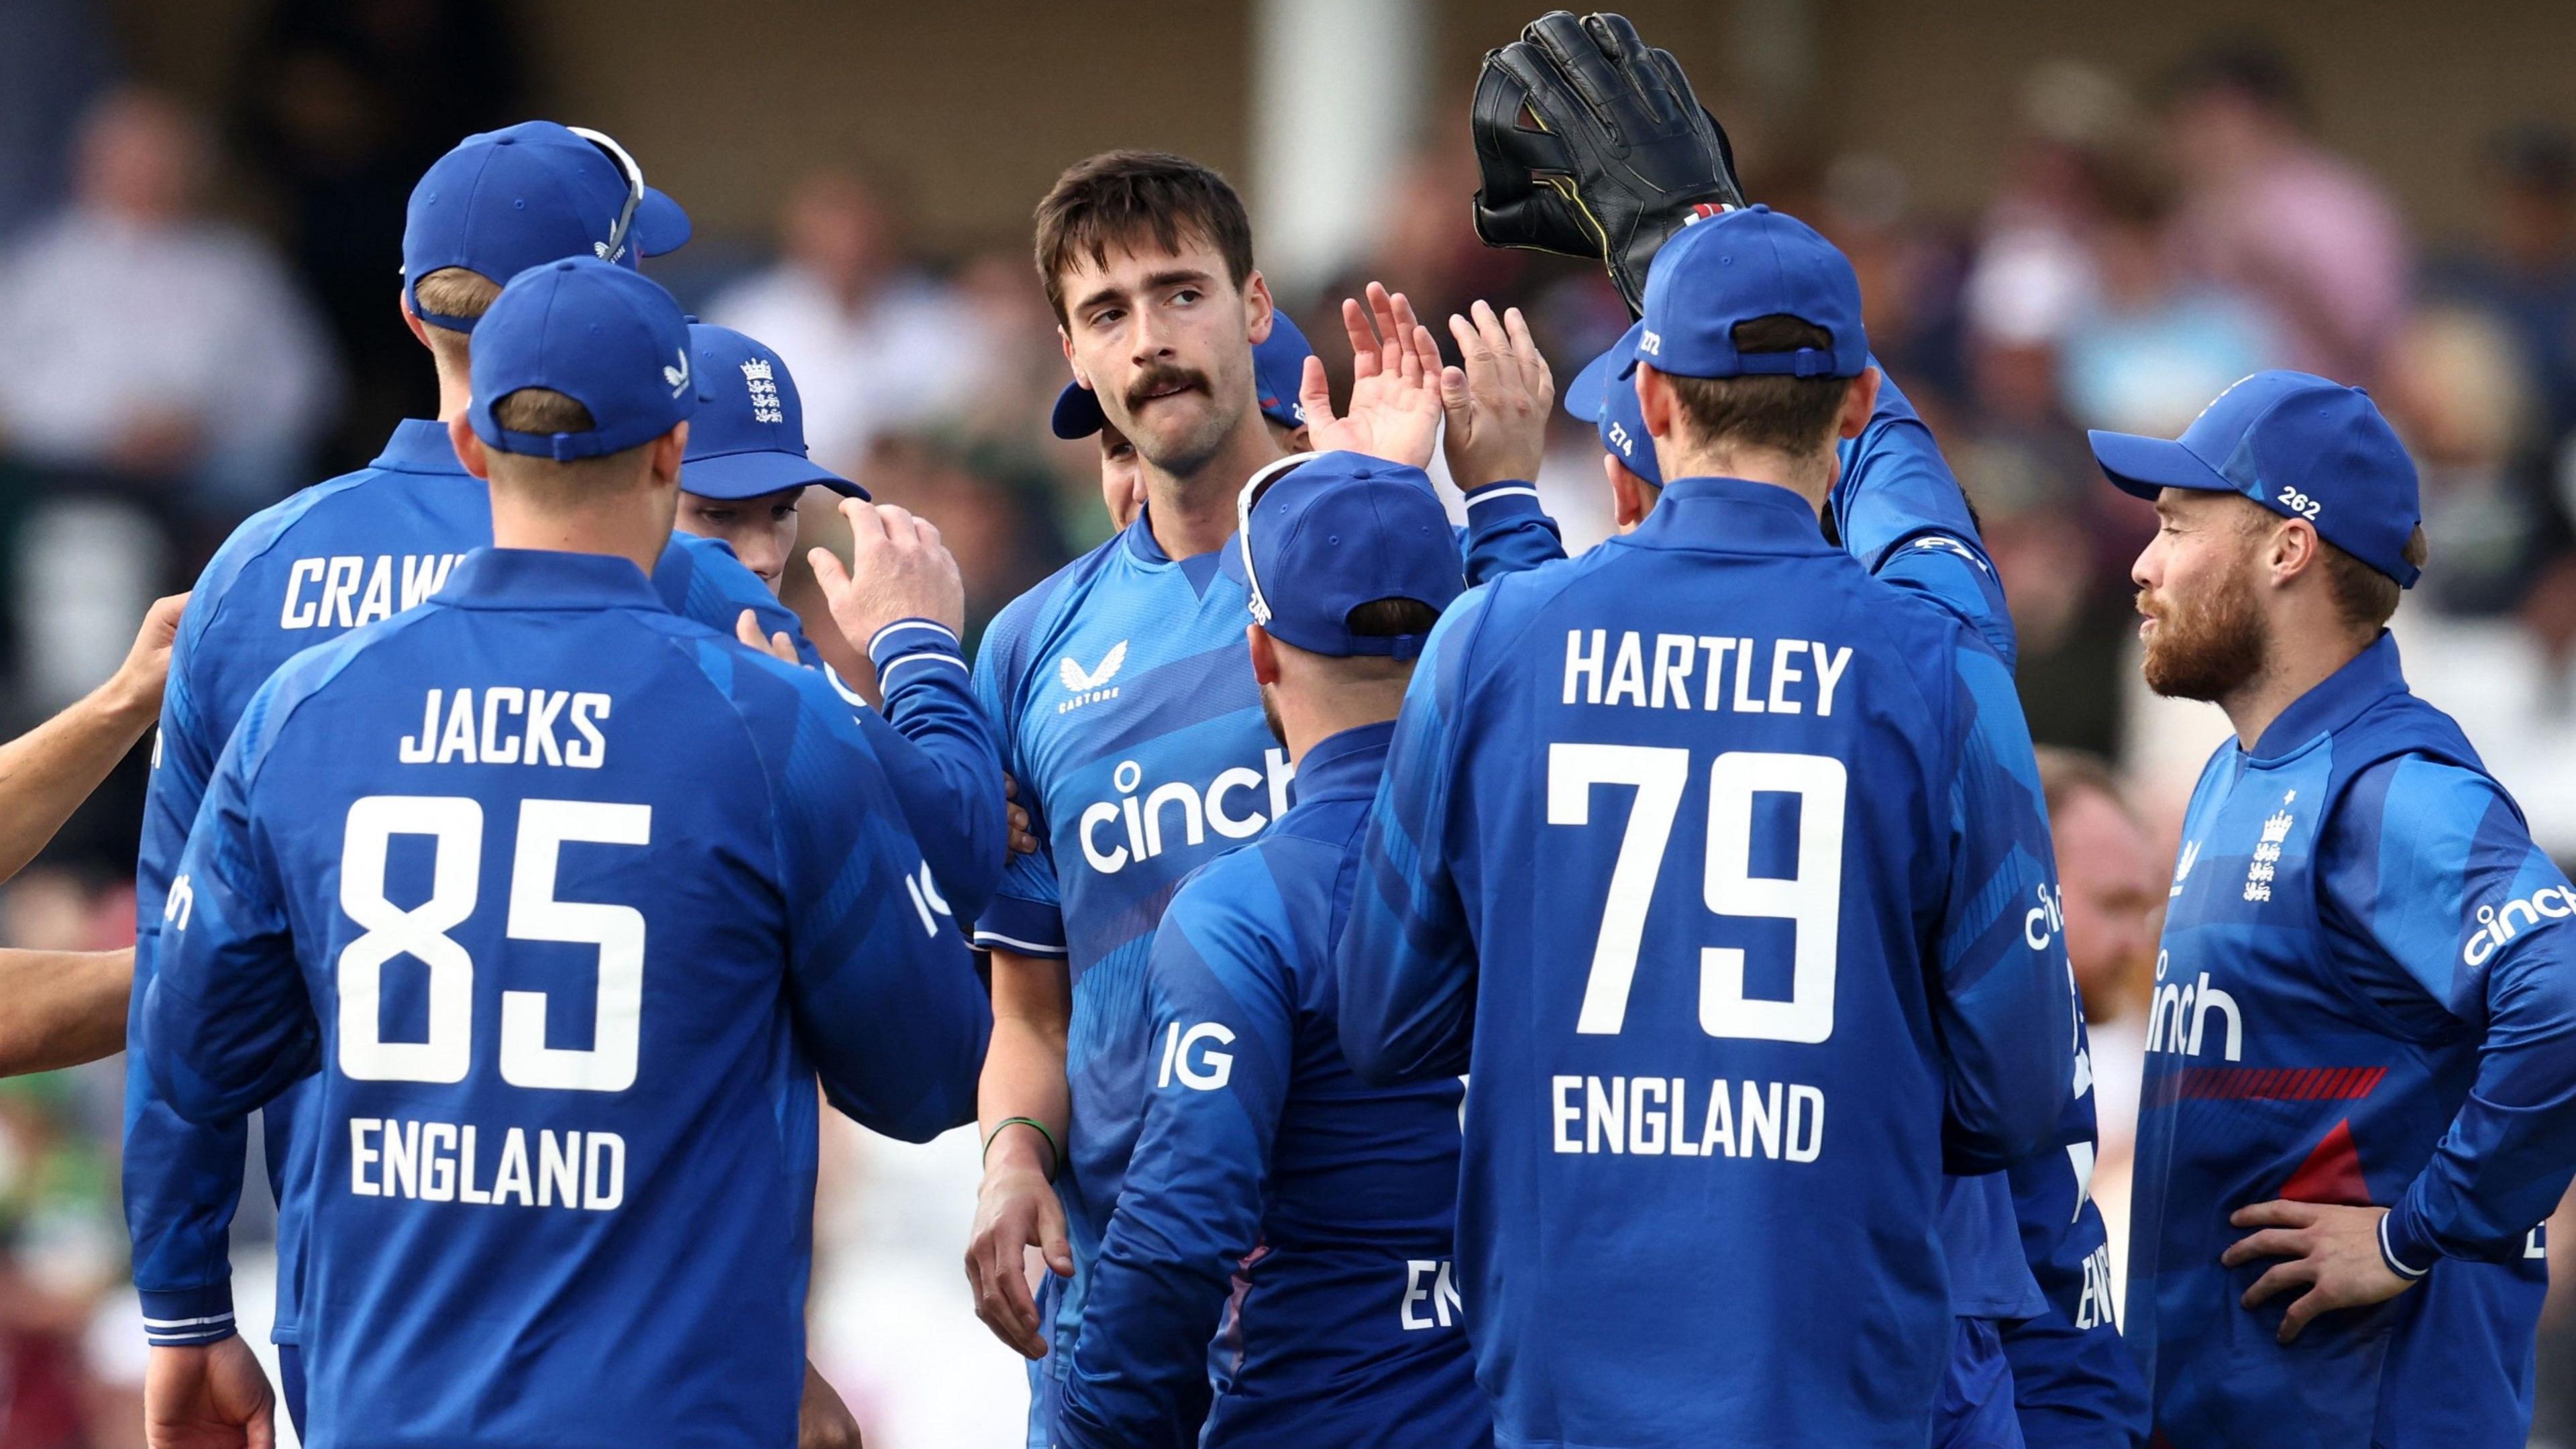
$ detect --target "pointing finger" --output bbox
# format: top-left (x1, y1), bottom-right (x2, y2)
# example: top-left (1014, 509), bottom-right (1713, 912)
top-left (1299, 354), bottom-right (1338, 431)
top-left (1341, 297), bottom-right (1379, 380)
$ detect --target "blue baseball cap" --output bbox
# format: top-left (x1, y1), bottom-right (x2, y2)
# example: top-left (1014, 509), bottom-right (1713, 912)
top-left (680, 324), bottom-right (866, 500)
top-left (1237, 451), bottom-right (1463, 659)
top-left (404, 121), bottom-right (692, 333)
top-left (2090, 370), bottom-right (2422, 587)
top-left (1053, 310), bottom-right (1313, 440)
top-left (1625, 205), bottom-right (1869, 381)
top-left (1565, 321), bottom-right (1661, 486)
top-left (469, 258), bottom-right (698, 461)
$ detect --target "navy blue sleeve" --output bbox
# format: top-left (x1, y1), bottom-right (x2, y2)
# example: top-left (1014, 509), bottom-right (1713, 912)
top-left (657, 532), bottom-right (822, 665)
top-left (1060, 858), bottom-right (1295, 1449)
top-left (1337, 586), bottom-right (1491, 1085)
top-left (144, 673), bottom-right (323, 1130)
top-left (1999, 1024), bottom-right (2152, 1448)
top-left (124, 586), bottom-right (254, 1343)
top-left (969, 608), bottom-right (1066, 957)
top-left (1458, 482), bottom-right (1566, 584)
top-left (755, 654), bottom-right (991, 1142)
top-left (2319, 756), bottom-right (2576, 1269)
top-left (1935, 639), bottom-right (2078, 1173)
top-left (853, 618), bottom-right (1007, 923)
top-left (1831, 365), bottom-right (2017, 669)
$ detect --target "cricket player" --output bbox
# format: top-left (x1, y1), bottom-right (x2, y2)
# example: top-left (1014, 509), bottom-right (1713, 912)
top-left (125, 122), bottom-right (975, 1446)
top-left (2096, 370), bottom-right (2576, 1446)
top-left (1054, 307), bottom-right (1316, 532)
top-left (0, 592), bottom-right (182, 1078)
top-left (963, 149), bottom-right (1559, 1440)
top-left (1338, 206), bottom-right (2076, 1448)
top-left (140, 256), bottom-right (987, 1448)
top-left (1567, 317), bottom-right (2147, 1448)
top-left (671, 319), bottom-right (1006, 920)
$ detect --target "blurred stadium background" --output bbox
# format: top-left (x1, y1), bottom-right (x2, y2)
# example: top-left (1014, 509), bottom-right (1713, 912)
top-left (2, 0), bottom-right (2574, 1443)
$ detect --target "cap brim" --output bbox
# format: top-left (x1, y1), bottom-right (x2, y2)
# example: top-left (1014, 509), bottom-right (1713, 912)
top-left (633, 187), bottom-right (692, 258)
top-left (1564, 349), bottom-right (1616, 423)
top-left (2086, 429), bottom-right (2234, 501)
top-left (682, 447), bottom-right (866, 500)
top-left (1052, 382), bottom-right (1106, 439)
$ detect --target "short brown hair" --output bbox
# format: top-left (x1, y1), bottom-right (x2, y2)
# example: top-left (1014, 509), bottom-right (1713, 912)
top-left (413, 267), bottom-right (501, 367)
top-left (2322, 526), bottom-right (2429, 632)
top-left (1033, 150), bottom-right (1254, 323)
top-left (491, 388), bottom-right (596, 434)
top-left (1665, 315), bottom-right (1855, 458)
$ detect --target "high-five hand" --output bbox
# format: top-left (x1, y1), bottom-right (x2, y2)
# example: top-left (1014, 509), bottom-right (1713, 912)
top-left (1301, 282), bottom-right (1444, 471)
top-left (1440, 299), bottom-right (1554, 492)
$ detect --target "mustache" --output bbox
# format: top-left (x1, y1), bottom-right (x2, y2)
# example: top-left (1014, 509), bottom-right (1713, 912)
top-left (1125, 364), bottom-right (1210, 413)
top-left (2135, 588), bottom-right (2165, 618)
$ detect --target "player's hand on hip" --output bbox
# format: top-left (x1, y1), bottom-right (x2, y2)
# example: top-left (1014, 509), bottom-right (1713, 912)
top-left (2223, 1199), bottom-right (2416, 1343)
top-left (810, 500), bottom-right (968, 647)
top-left (798, 1360), bottom-right (864, 1449)
top-left (1439, 299), bottom-right (1554, 491)
top-left (145, 1338), bottom-right (277, 1449)
top-left (965, 1145), bottom-right (1072, 1359)
top-left (1303, 282), bottom-right (1443, 471)
top-left (106, 591), bottom-right (189, 727)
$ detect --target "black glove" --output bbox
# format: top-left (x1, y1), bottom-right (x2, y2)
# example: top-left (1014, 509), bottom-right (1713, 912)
top-left (1470, 10), bottom-right (1746, 315)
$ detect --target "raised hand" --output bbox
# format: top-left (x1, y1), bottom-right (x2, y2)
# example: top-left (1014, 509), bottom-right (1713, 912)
top-left (808, 500), bottom-right (967, 652)
top-left (1440, 299), bottom-right (1555, 492)
top-left (1301, 282), bottom-right (1444, 471)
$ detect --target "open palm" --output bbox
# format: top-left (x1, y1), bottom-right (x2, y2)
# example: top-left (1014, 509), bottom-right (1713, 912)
top-left (1301, 282), bottom-right (1443, 471)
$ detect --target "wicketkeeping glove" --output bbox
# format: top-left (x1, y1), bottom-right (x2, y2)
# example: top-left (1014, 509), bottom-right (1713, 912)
top-left (1470, 10), bottom-right (1746, 315)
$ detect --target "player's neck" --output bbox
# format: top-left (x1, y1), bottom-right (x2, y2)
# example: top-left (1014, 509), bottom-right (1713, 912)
top-left (1662, 441), bottom-right (1834, 515)
top-left (1142, 417), bottom-right (1285, 560)
top-left (2216, 616), bottom-right (2375, 751)
top-left (432, 356), bottom-right (474, 424)
top-left (488, 484), bottom-right (672, 581)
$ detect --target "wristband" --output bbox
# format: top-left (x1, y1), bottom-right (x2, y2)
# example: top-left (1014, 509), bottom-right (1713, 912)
top-left (984, 1116), bottom-right (1061, 1181)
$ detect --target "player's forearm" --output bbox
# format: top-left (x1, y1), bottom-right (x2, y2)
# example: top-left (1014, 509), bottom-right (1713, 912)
top-left (981, 949), bottom-right (1071, 1149)
top-left (0, 948), bottom-right (131, 1077)
top-left (867, 626), bottom-right (1007, 916)
top-left (0, 682), bottom-right (158, 883)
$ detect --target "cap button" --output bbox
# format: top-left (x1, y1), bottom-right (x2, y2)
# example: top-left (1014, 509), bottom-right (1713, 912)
top-left (555, 260), bottom-right (577, 272)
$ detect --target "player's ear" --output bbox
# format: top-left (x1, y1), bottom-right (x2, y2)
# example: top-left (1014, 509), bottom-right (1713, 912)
top-left (2269, 516), bottom-right (2321, 589)
top-left (1839, 366), bottom-right (1882, 441)
top-left (447, 416), bottom-right (490, 480)
top-left (1244, 269), bottom-right (1275, 345)
top-left (400, 286), bottom-right (432, 350)
top-left (1635, 362), bottom-right (1676, 443)
top-left (649, 422), bottom-right (689, 489)
top-left (1607, 455), bottom-right (1654, 532)
top-left (1246, 623), bottom-right (1281, 688)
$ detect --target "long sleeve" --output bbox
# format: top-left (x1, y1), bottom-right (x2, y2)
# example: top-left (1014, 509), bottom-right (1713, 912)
top-left (2000, 1026), bottom-right (2151, 1448)
top-left (1458, 481), bottom-right (1566, 585)
top-left (1336, 587), bottom-right (1491, 1086)
top-left (769, 667), bottom-right (991, 1142)
top-left (1059, 862), bottom-right (1295, 1449)
top-left (859, 618), bottom-right (1006, 923)
top-left (2320, 756), bottom-right (2576, 1269)
top-left (1831, 366), bottom-right (2017, 669)
top-left (1934, 639), bottom-right (2078, 1175)
top-left (123, 592), bottom-right (253, 1344)
top-left (144, 682), bottom-right (319, 1130)
top-left (968, 613), bottom-right (1066, 957)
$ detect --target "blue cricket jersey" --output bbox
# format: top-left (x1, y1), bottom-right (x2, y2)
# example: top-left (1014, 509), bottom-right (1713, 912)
top-left (1057, 722), bottom-right (1487, 1449)
top-left (1337, 468), bottom-right (2077, 1449)
top-left (971, 482), bottom-right (1559, 1438)
top-left (140, 547), bottom-right (989, 1448)
top-left (127, 419), bottom-right (1000, 1350)
top-left (2130, 633), bottom-right (2576, 1448)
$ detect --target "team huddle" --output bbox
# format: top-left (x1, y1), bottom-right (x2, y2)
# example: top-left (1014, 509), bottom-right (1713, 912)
top-left (99, 11), bottom-right (2576, 1449)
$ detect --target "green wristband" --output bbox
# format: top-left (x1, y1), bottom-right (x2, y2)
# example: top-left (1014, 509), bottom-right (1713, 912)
top-left (984, 1116), bottom-right (1061, 1181)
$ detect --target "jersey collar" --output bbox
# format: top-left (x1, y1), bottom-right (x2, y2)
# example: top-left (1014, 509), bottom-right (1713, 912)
top-left (368, 419), bottom-right (471, 477)
top-left (1631, 476), bottom-right (1835, 555)
top-left (1288, 719), bottom-right (1394, 807)
top-left (2249, 630), bottom-right (2408, 761)
top-left (439, 547), bottom-right (667, 612)
top-left (1123, 505), bottom-right (1243, 596)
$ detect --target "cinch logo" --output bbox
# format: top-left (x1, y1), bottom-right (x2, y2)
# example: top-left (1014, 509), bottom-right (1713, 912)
top-left (2023, 881), bottom-right (2063, 950)
top-left (2463, 885), bottom-right (2576, 967)
top-left (1057, 641), bottom-right (1128, 714)
top-left (2145, 950), bottom-right (2243, 1061)
top-left (1078, 751), bottom-right (1294, 875)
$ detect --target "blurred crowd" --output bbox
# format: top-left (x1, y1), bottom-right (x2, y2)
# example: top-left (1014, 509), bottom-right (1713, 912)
top-left (3, 1), bottom-right (2575, 1443)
